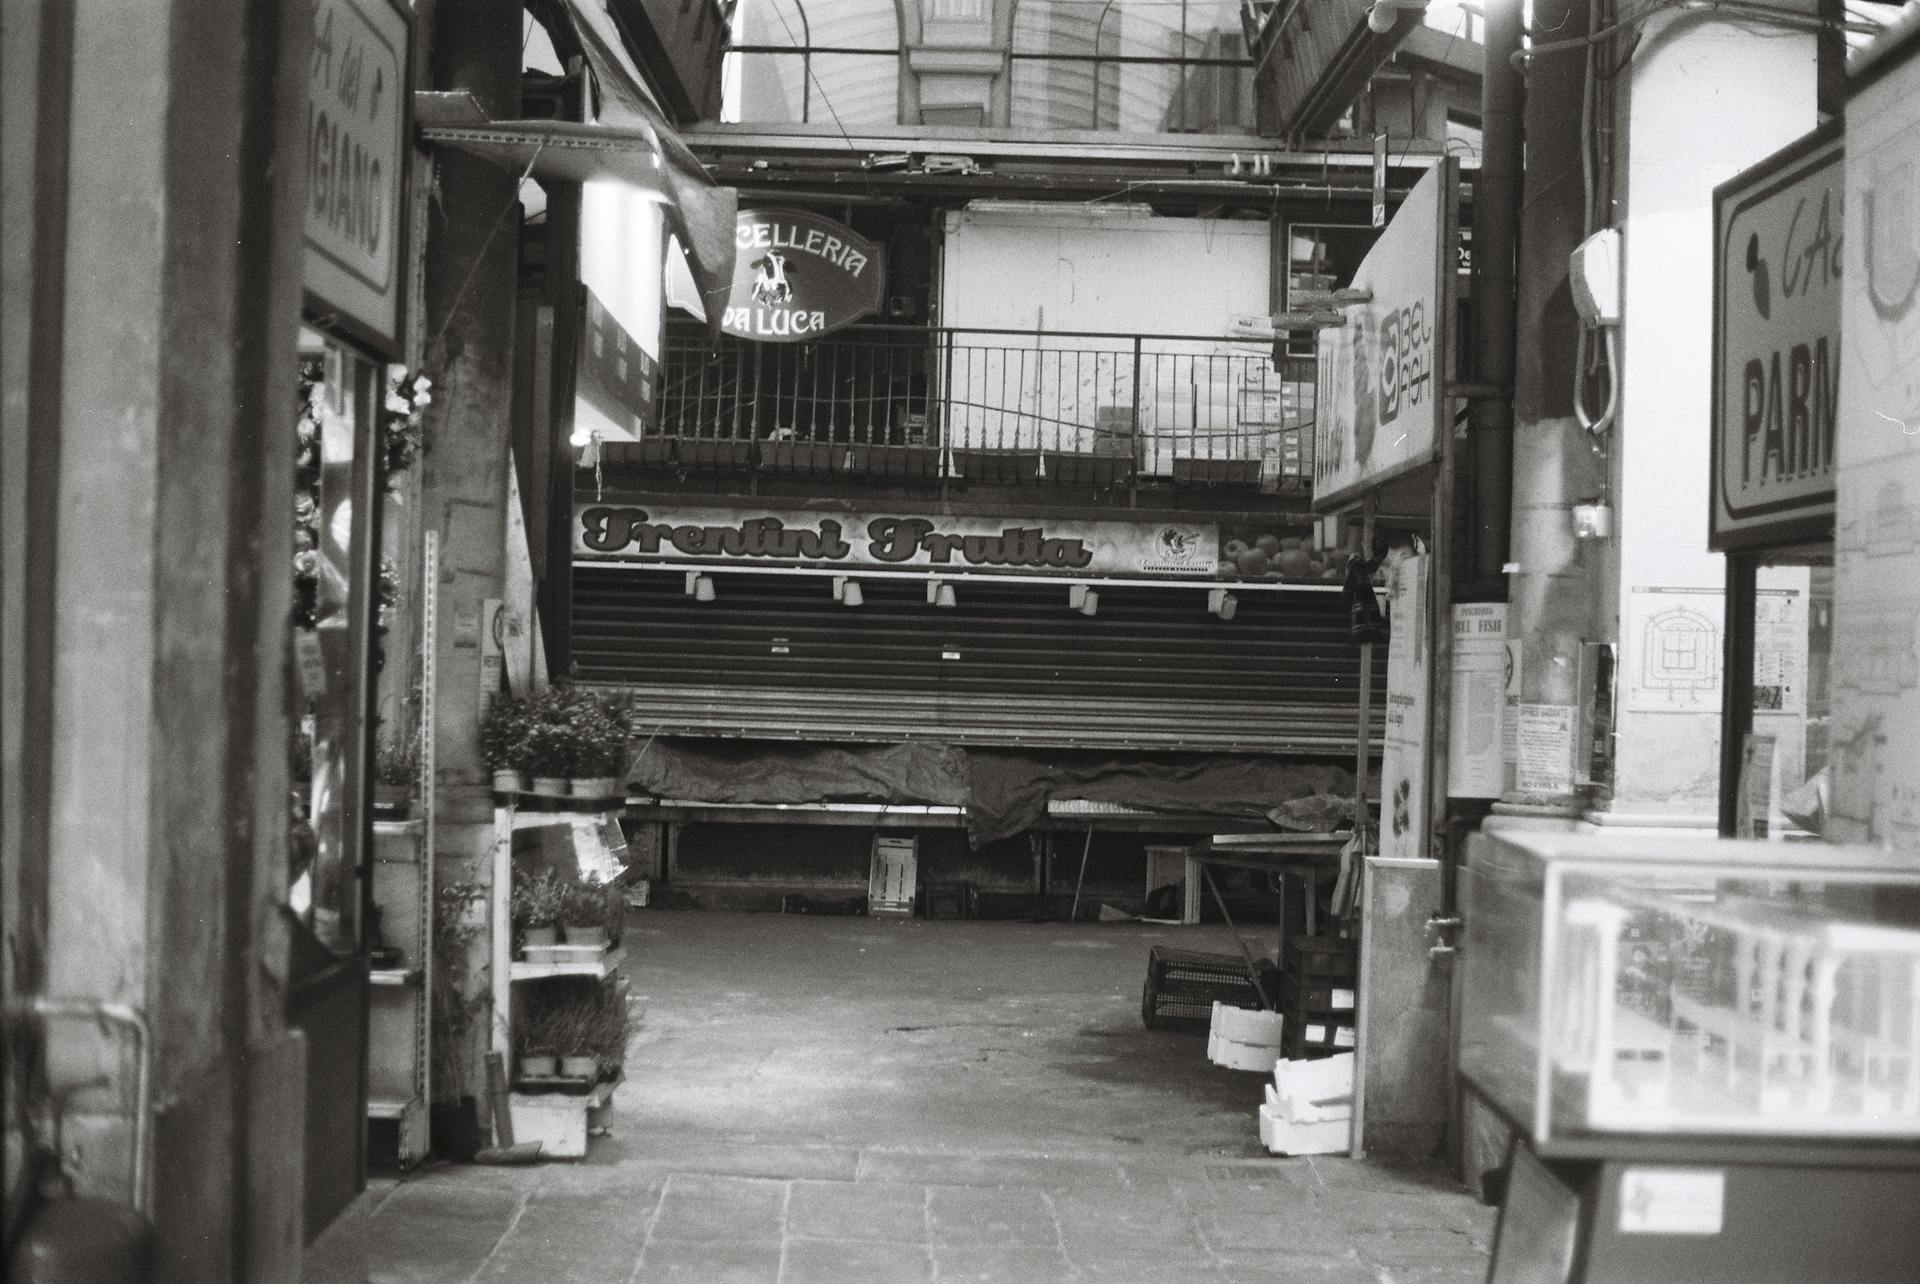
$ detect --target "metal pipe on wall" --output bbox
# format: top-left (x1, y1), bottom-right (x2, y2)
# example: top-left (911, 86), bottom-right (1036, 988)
top-left (1469, 0), bottom-right (1523, 592)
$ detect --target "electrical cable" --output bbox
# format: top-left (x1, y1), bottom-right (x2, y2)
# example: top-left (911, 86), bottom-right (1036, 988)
top-left (1511, 0), bottom-right (1879, 68)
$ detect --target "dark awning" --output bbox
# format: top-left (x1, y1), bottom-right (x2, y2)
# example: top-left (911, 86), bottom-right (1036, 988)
top-left (415, 97), bottom-right (736, 334)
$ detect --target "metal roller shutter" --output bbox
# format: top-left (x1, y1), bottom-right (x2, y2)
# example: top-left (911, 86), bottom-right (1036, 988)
top-left (572, 567), bottom-right (1386, 754)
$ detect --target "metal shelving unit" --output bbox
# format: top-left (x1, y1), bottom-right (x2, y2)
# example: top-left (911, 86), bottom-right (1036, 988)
top-left (365, 532), bottom-right (438, 1166)
top-left (490, 802), bottom-right (619, 1159)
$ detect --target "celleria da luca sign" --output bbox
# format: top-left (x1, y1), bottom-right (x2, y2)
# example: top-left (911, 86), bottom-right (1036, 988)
top-left (721, 209), bottom-right (887, 342)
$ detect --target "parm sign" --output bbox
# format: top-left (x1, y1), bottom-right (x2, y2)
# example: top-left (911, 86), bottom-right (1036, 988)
top-left (303, 0), bottom-right (409, 358)
top-left (1711, 124), bottom-right (1842, 550)
top-left (721, 209), bottom-right (887, 342)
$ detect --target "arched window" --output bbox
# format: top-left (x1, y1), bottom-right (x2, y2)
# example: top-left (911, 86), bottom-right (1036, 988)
top-left (724, 0), bottom-right (903, 127)
top-left (1010, 0), bottom-right (1254, 133)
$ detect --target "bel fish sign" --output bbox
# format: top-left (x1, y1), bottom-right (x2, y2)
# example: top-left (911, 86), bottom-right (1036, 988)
top-left (720, 209), bottom-right (887, 342)
top-left (1712, 126), bottom-right (1843, 549)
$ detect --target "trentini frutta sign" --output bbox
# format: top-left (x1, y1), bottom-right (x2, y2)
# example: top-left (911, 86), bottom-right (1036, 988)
top-left (720, 209), bottom-right (887, 342)
top-left (574, 504), bottom-right (1223, 578)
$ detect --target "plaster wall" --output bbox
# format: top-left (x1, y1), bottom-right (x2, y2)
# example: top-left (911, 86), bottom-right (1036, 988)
top-left (1606, 14), bottom-right (1816, 815)
top-left (1831, 51), bottom-right (1920, 856)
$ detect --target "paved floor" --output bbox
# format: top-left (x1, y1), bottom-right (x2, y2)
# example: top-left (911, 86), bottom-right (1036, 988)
top-left (312, 911), bottom-right (1492, 1283)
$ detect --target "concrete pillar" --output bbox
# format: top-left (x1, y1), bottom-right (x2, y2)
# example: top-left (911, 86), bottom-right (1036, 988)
top-left (1599, 12), bottom-right (1818, 823)
top-left (2, 0), bottom-right (311, 1278)
top-left (418, 0), bottom-right (524, 1109)
top-left (1498, 0), bottom-right (1602, 818)
top-left (1498, 7), bottom-right (1819, 827)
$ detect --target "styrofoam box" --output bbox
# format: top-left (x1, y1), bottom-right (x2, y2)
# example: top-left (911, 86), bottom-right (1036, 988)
top-left (1258, 1101), bottom-right (1349, 1155)
top-left (1265, 1081), bottom-right (1351, 1125)
top-left (1209, 1002), bottom-right (1287, 1072)
top-left (1274, 1052), bottom-right (1354, 1097)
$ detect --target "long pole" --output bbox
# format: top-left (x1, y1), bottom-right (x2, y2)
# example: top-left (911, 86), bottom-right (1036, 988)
top-left (1068, 827), bottom-right (1094, 922)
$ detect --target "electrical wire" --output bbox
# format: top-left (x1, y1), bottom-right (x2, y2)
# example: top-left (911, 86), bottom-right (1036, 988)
top-left (1511, 0), bottom-right (1880, 68)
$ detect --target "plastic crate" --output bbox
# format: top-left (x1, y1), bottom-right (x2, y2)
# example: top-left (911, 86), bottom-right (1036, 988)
top-left (1140, 946), bottom-right (1275, 1028)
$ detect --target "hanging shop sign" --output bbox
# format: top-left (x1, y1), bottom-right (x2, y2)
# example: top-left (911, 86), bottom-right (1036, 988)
top-left (1710, 124), bottom-right (1843, 550)
top-left (575, 503), bottom-right (1220, 578)
top-left (577, 286), bottom-right (658, 437)
top-left (720, 209), bottom-right (886, 342)
top-left (303, 0), bottom-right (410, 359)
top-left (1312, 159), bottom-right (1455, 511)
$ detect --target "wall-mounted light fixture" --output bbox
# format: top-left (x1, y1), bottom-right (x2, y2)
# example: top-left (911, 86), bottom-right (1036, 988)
top-left (684, 571), bottom-right (716, 602)
top-left (832, 576), bottom-right (864, 607)
top-left (1070, 584), bottom-right (1099, 617)
top-left (1207, 588), bottom-right (1237, 621)
top-left (928, 579), bottom-right (957, 608)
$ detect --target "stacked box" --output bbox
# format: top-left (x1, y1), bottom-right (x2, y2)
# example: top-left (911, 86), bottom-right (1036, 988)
top-left (1282, 936), bottom-right (1358, 1059)
top-left (1258, 1052), bottom-right (1353, 1155)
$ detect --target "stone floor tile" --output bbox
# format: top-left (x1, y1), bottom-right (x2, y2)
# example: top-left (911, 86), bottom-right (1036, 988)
top-left (932, 1243), bottom-right (1080, 1282)
top-left (365, 1186), bottom-right (524, 1284)
top-left (632, 1238), bottom-right (783, 1284)
top-left (786, 1179), bottom-right (928, 1243)
top-left (1194, 1208), bottom-right (1356, 1255)
top-left (647, 1173), bottom-right (788, 1244)
top-left (1351, 1226), bottom-right (1490, 1271)
top-left (1214, 1252), bottom-right (1378, 1284)
top-left (859, 1149), bottom-right (1128, 1189)
top-left (927, 1184), bottom-right (1062, 1247)
top-left (472, 1199), bottom-right (653, 1281)
top-left (780, 1237), bottom-right (935, 1284)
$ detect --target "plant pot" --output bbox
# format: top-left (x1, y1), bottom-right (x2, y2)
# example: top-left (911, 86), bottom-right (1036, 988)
top-left (372, 783), bottom-right (410, 816)
top-left (522, 925), bottom-right (561, 949)
top-left (570, 776), bottom-right (622, 801)
top-left (491, 768), bottom-right (526, 795)
top-left (518, 1053), bottom-right (558, 1080)
top-left (529, 776), bottom-right (570, 798)
top-left (558, 1055), bottom-right (598, 1080)
top-left (562, 924), bottom-right (608, 949)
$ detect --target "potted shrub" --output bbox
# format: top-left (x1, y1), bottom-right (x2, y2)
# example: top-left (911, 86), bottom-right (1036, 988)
top-left (480, 694), bottom-right (531, 795)
top-left (517, 1005), bottom-right (561, 1081)
top-left (523, 688), bottom-right (574, 796)
top-left (511, 867), bottom-right (568, 953)
top-left (555, 999), bottom-right (600, 1082)
top-left (431, 881), bottom-right (490, 1159)
top-left (560, 880), bottom-right (620, 949)
top-left (372, 729), bottom-right (417, 816)
top-left (567, 693), bottom-right (630, 801)
top-left (588, 980), bottom-right (632, 1083)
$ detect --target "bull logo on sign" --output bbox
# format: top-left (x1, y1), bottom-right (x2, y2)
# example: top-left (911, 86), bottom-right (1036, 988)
top-left (751, 252), bottom-right (793, 305)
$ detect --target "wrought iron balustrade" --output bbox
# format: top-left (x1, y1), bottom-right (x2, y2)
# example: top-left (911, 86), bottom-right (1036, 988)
top-left (653, 324), bottom-right (1313, 488)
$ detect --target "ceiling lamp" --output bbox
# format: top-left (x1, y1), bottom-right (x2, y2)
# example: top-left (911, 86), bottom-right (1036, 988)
top-left (928, 579), bottom-right (957, 608)
top-left (1070, 584), bottom-right (1099, 617)
top-left (1207, 588), bottom-right (1237, 621)
top-left (684, 571), bottom-right (716, 602)
top-left (833, 576), bottom-right (864, 607)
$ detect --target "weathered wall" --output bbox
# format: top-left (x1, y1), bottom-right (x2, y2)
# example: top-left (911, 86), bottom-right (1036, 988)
top-left (8, 0), bottom-right (311, 1278)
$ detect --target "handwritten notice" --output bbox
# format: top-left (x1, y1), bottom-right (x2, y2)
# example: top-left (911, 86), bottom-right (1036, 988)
top-left (1516, 704), bottom-right (1575, 797)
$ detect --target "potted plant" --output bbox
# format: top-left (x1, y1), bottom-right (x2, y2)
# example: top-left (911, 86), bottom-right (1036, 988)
top-left (554, 999), bottom-right (600, 1082)
top-left (560, 880), bottom-right (620, 950)
top-left (523, 688), bottom-right (574, 796)
top-left (567, 692), bottom-right (630, 802)
top-left (587, 980), bottom-right (632, 1082)
top-left (511, 867), bottom-right (568, 953)
top-left (372, 728), bottom-right (417, 816)
top-left (517, 1005), bottom-right (561, 1081)
top-left (480, 693), bottom-right (531, 795)
top-left (431, 881), bottom-right (490, 1159)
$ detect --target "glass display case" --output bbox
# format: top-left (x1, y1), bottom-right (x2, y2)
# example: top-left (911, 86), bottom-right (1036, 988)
top-left (1461, 830), bottom-right (1920, 1151)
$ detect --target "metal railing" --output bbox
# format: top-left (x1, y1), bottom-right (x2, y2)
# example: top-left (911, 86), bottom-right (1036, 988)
top-left (654, 324), bottom-right (1313, 487)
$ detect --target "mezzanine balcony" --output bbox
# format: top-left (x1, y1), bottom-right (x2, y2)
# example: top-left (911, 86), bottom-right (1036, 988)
top-left (633, 324), bottom-right (1314, 494)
